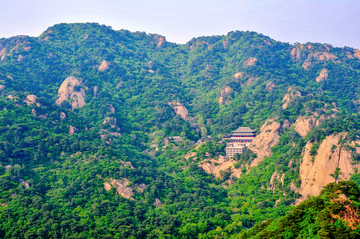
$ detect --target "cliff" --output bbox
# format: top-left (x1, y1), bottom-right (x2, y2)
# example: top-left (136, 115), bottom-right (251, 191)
top-left (249, 119), bottom-right (281, 167)
top-left (298, 133), bottom-right (359, 203)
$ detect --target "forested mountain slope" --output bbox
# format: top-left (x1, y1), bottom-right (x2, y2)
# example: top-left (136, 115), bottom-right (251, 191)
top-left (1, 22), bottom-right (360, 238)
top-left (239, 181), bottom-right (360, 238)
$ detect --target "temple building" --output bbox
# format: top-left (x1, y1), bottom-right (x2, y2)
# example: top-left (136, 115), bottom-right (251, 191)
top-left (224, 127), bottom-right (256, 158)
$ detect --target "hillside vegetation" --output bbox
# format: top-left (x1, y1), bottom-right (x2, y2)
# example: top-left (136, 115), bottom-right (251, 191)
top-left (1, 23), bottom-right (360, 238)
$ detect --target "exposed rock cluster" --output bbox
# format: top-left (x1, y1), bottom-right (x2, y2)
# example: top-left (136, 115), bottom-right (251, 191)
top-left (168, 101), bottom-right (188, 120)
top-left (218, 86), bottom-right (232, 105)
top-left (23, 95), bottom-right (41, 107)
top-left (316, 68), bottom-right (329, 82)
top-left (282, 87), bottom-right (301, 109)
top-left (293, 116), bottom-right (319, 137)
top-left (56, 76), bottom-right (86, 110)
top-left (104, 178), bottom-right (146, 200)
top-left (98, 60), bottom-right (109, 72)
top-left (233, 72), bottom-right (244, 79)
top-left (199, 155), bottom-right (243, 179)
top-left (243, 57), bottom-right (257, 66)
top-left (269, 171), bottom-right (285, 191)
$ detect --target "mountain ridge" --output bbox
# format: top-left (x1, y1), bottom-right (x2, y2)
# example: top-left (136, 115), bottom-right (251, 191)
top-left (1, 22), bottom-right (360, 238)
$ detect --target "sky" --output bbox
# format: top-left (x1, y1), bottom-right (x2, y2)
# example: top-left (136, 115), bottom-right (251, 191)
top-left (1, 0), bottom-right (360, 49)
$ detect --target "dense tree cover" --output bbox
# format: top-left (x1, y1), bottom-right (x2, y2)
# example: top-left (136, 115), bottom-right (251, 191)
top-left (239, 181), bottom-right (360, 238)
top-left (1, 23), bottom-right (360, 238)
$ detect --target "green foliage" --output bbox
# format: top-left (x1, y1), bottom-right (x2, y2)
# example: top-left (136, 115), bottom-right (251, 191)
top-left (310, 143), bottom-right (319, 156)
top-left (1, 23), bottom-right (360, 238)
top-left (330, 167), bottom-right (341, 182)
top-left (240, 181), bottom-right (360, 238)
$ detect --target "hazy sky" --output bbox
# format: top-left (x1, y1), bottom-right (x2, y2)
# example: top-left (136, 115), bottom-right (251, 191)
top-left (1, 0), bottom-right (360, 48)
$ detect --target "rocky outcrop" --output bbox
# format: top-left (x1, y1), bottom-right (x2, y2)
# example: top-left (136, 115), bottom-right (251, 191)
top-left (154, 35), bottom-right (166, 48)
top-left (316, 68), bottom-right (329, 82)
top-left (69, 126), bottom-right (77, 135)
top-left (4, 165), bottom-right (12, 171)
top-left (243, 57), bottom-right (257, 66)
top-left (0, 47), bottom-right (6, 61)
top-left (104, 182), bottom-right (112, 191)
top-left (7, 95), bottom-right (18, 102)
top-left (185, 152), bottom-right (197, 160)
top-left (233, 72), bottom-right (244, 79)
top-left (290, 182), bottom-right (300, 194)
top-left (103, 178), bottom-right (146, 200)
top-left (243, 76), bottom-right (258, 86)
top-left (293, 116), bottom-right (319, 137)
top-left (189, 40), bottom-right (211, 50)
top-left (23, 95), bottom-right (41, 107)
top-left (39, 29), bottom-right (53, 42)
top-left (298, 134), bottom-right (359, 203)
top-left (168, 101), bottom-right (188, 120)
top-left (282, 87), bottom-right (301, 109)
top-left (103, 117), bottom-right (117, 128)
top-left (353, 49), bottom-right (360, 60)
top-left (0, 40), bottom-right (32, 61)
top-left (154, 198), bottom-right (162, 207)
top-left (222, 39), bottom-right (229, 48)
top-left (263, 40), bottom-right (271, 45)
top-left (121, 161), bottom-right (134, 169)
top-left (93, 86), bottom-right (98, 96)
top-left (19, 179), bottom-right (30, 189)
top-left (283, 119), bottom-right (291, 128)
top-left (56, 76), bottom-right (86, 110)
top-left (331, 193), bottom-right (360, 230)
top-left (23, 94), bottom-right (46, 117)
top-left (148, 61), bottom-right (154, 69)
top-left (98, 60), bottom-right (109, 72)
top-left (108, 104), bottom-right (116, 113)
top-left (24, 95), bottom-right (37, 105)
top-left (199, 155), bottom-right (243, 179)
top-left (249, 119), bottom-right (281, 167)
top-left (269, 171), bottom-right (285, 191)
top-left (107, 178), bottom-right (134, 200)
top-left (101, 117), bottom-right (121, 137)
top-left (60, 112), bottom-right (66, 120)
top-left (312, 52), bottom-right (337, 61)
top-left (218, 86), bottom-right (232, 105)
top-left (290, 44), bottom-right (338, 69)
top-left (302, 52), bottom-right (337, 69)
top-left (116, 80), bottom-right (122, 89)
top-left (17, 55), bottom-right (24, 62)
top-left (290, 46), bottom-right (302, 60)
top-left (265, 81), bottom-right (276, 92)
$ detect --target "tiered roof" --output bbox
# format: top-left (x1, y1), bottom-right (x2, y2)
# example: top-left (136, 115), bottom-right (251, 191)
top-left (223, 127), bottom-right (256, 139)
top-left (232, 127), bottom-right (256, 133)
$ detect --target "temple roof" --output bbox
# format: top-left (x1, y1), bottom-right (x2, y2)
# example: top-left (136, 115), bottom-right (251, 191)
top-left (232, 127), bottom-right (255, 133)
